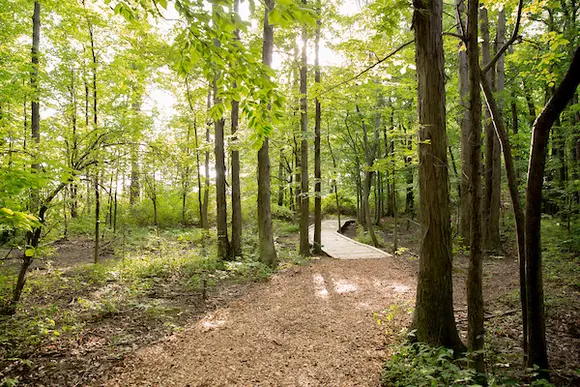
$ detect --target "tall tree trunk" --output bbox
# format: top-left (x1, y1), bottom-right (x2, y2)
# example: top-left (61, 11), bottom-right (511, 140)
top-left (466, 0), bottom-right (484, 372)
top-left (277, 149), bottom-right (285, 207)
top-left (456, 0), bottom-right (471, 242)
top-left (257, 0), bottom-right (278, 266)
top-left (481, 7), bottom-right (501, 252)
top-left (130, 147), bottom-right (140, 206)
top-left (523, 79), bottom-right (537, 128)
top-left (327, 131), bottom-right (341, 231)
top-left (411, 0), bottom-right (464, 352)
top-left (313, 4), bottom-right (322, 254)
top-left (299, 5), bottom-right (310, 257)
top-left (202, 87), bottom-right (211, 230)
top-left (357, 105), bottom-right (379, 247)
top-left (212, 33), bottom-right (231, 259)
top-left (481, 75), bottom-right (528, 363)
top-left (525, 45), bottom-right (580, 377)
top-left (94, 172), bottom-right (100, 264)
top-left (185, 78), bottom-right (206, 229)
top-left (293, 133), bottom-right (301, 216)
top-left (229, 0), bottom-right (242, 257)
top-left (4, 1), bottom-right (43, 315)
top-left (182, 123), bottom-right (191, 225)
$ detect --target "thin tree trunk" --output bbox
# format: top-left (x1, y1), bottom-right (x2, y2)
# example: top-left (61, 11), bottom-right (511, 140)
top-left (357, 105), bottom-right (379, 247)
top-left (481, 7), bottom-right (501, 252)
top-left (94, 172), bottom-right (100, 264)
top-left (313, 4), bottom-right (322, 254)
top-left (202, 87), bottom-right (211, 230)
top-left (299, 4), bottom-right (310, 257)
top-left (185, 78), bottom-right (206, 229)
top-left (481, 75), bottom-right (528, 363)
top-left (524, 45), bottom-right (580, 377)
top-left (327, 131), bottom-right (341, 231)
top-left (257, 0), bottom-right (278, 266)
top-left (230, 15), bottom-right (242, 256)
top-left (411, 0), bottom-right (464, 352)
top-left (212, 32), bottom-right (231, 259)
top-left (6, 0), bottom-right (43, 315)
top-left (456, 0), bottom-right (471, 242)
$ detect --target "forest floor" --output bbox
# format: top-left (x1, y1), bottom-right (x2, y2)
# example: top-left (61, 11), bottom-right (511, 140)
top-left (1, 219), bottom-right (578, 386)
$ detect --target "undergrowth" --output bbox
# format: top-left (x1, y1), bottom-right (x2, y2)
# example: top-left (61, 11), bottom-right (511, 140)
top-left (1, 221), bottom-right (305, 385)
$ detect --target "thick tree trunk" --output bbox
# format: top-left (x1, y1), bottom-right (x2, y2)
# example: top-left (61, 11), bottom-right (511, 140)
top-left (466, 0), bottom-right (485, 373)
top-left (481, 7), bottom-right (501, 252)
top-left (456, 0), bottom-right (471, 243)
top-left (230, 0), bottom-right (242, 258)
top-left (257, 0), bottom-right (278, 267)
top-left (299, 6), bottom-right (310, 257)
top-left (525, 45), bottom-right (580, 377)
top-left (313, 6), bottom-right (322, 254)
top-left (411, 0), bottom-right (464, 352)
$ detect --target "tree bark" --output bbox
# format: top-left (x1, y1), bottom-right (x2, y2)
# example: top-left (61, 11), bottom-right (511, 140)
top-left (466, 0), bottom-right (484, 372)
top-left (230, 0), bottom-right (242, 258)
top-left (257, 0), bottom-right (278, 267)
top-left (94, 172), bottom-right (100, 264)
top-left (357, 105), bottom-right (379, 247)
top-left (455, 0), bottom-right (471, 243)
top-left (202, 87), bottom-right (211, 230)
top-left (481, 7), bottom-right (501, 252)
top-left (214, 81), bottom-right (230, 259)
top-left (299, 3), bottom-right (310, 257)
top-left (313, 3), bottom-right (322, 254)
top-left (525, 45), bottom-right (580, 376)
top-left (411, 0), bottom-right (464, 352)
top-left (480, 74), bottom-right (528, 363)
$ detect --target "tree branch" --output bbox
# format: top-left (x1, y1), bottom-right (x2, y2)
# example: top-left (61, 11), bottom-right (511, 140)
top-left (482, 0), bottom-right (524, 74)
top-left (318, 40), bottom-right (414, 97)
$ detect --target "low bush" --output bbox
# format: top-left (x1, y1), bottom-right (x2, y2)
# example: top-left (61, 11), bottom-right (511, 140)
top-left (322, 193), bottom-right (357, 216)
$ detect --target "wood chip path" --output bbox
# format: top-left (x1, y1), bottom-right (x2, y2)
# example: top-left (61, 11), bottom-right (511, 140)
top-left (102, 258), bottom-right (416, 386)
top-left (309, 219), bottom-right (392, 260)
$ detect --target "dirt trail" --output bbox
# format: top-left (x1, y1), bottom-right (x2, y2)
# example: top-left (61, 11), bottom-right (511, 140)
top-left (102, 257), bottom-right (417, 386)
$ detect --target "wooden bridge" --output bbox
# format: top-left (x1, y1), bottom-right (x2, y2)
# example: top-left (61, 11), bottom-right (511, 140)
top-left (309, 219), bottom-right (392, 259)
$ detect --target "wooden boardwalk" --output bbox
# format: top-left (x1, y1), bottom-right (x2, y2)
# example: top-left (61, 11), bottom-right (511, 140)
top-left (309, 219), bottom-right (392, 259)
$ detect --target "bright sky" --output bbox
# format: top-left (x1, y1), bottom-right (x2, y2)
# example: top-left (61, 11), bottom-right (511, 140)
top-left (145, 0), bottom-right (362, 132)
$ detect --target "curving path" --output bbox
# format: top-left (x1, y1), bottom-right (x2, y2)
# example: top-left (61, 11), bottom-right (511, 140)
top-left (309, 219), bottom-right (392, 259)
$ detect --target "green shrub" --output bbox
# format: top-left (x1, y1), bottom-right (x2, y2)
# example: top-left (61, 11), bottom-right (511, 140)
top-left (322, 193), bottom-right (357, 216)
top-left (272, 204), bottom-right (294, 221)
top-left (381, 340), bottom-right (477, 386)
top-left (355, 224), bottom-right (385, 247)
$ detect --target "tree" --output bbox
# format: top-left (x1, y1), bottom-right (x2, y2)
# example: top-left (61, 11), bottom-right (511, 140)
top-left (299, 0), bottom-right (310, 257)
top-left (257, 0), bottom-right (278, 267)
top-left (466, 0), bottom-right (484, 372)
top-left (313, 1), bottom-right (322, 254)
top-left (524, 45), bottom-right (580, 376)
top-left (410, 0), bottom-right (464, 351)
top-left (230, 0), bottom-right (242, 258)
top-left (480, 6), bottom-right (501, 253)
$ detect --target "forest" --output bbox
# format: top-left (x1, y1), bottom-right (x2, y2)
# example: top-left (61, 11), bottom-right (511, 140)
top-left (0, 0), bottom-right (579, 385)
